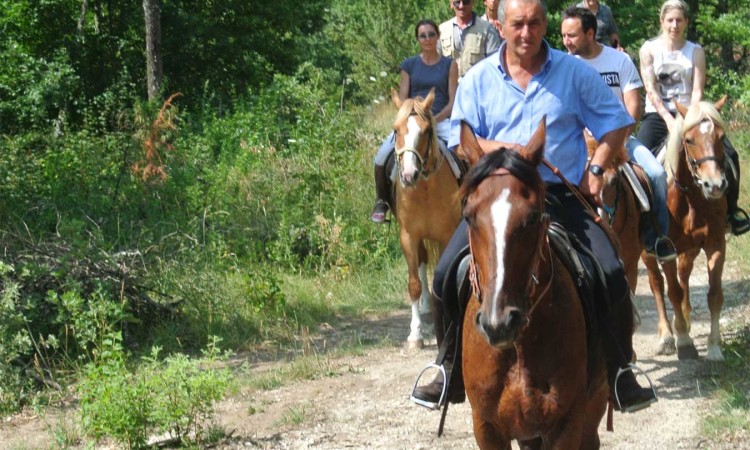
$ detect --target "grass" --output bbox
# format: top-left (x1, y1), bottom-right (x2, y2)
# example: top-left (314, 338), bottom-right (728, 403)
top-left (698, 122), bottom-right (750, 441)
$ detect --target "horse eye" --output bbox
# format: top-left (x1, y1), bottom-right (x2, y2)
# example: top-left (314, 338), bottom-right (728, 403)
top-left (685, 138), bottom-right (695, 146)
top-left (525, 211), bottom-right (541, 227)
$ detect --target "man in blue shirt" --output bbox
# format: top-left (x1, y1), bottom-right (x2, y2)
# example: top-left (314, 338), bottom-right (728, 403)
top-left (411, 0), bottom-right (657, 414)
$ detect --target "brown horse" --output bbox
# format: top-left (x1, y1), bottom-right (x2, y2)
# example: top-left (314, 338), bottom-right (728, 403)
top-left (642, 97), bottom-right (729, 360)
top-left (585, 133), bottom-right (644, 292)
top-left (391, 89), bottom-right (461, 348)
top-left (459, 121), bottom-right (608, 449)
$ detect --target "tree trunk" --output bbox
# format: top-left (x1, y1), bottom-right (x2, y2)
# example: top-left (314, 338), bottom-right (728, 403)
top-left (143, 0), bottom-right (162, 101)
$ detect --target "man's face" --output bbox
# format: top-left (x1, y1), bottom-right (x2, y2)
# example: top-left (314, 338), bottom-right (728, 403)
top-left (561, 17), bottom-right (594, 57)
top-left (451, 0), bottom-right (475, 21)
top-left (502, 0), bottom-right (547, 58)
top-left (484, 0), bottom-right (499, 11)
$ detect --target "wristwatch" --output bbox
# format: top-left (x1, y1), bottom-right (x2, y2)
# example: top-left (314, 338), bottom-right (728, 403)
top-left (589, 164), bottom-right (605, 177)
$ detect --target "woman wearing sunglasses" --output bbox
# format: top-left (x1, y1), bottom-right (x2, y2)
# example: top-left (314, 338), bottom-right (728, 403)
top-left (370, 20), bottom-right (458, 224)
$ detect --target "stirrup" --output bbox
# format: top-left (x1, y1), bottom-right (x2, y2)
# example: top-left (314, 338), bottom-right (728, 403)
top-left (409, 363), bottom-right (447, 410)
top-left (614, 364), bottom-right (658, 413)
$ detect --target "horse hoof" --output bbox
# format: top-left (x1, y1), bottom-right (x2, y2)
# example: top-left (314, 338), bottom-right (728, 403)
top-left (705, 346), bottom-right (725, 362)
top-left (677, 345), bottom-right (700, 360)
top-left (406, 338), bottom-right (424, 350)
top-left (656, 337), bottom-right (676, 355)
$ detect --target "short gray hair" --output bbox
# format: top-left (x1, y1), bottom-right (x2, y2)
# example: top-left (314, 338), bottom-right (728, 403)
top-left (498, 0), bottom-right (548, 23)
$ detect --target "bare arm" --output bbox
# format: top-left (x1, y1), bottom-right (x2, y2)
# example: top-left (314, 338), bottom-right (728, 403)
top-left (434, 62), bottom-right (458, 122)
top-left (691, 46), bottom-right (706, 105)
top-left (398, 70), bottom-right (410, 101)
top-left (640, 41), bottom-right (676, 130)
top-left (623, 88), bottom-right (642, 134)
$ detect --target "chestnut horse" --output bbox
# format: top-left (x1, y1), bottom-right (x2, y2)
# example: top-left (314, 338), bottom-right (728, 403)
top-left (391, 89), bottom-right (461, 348)
top-left (585, 133), bottom-right (644, 292)
top-left (642, 97), bottom-right (729, 360)
top-left (459, 121), bottom-right (608, 449)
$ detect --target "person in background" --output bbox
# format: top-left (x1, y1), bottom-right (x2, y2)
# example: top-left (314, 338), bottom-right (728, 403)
top-left (438, 0), bottom-right (501, 79)
top-left (410, 0), bottom-right (657, 413)
top-left (578, 0), bottom-right (622, 50)
top-left (370, 20), bottom-right (459, 224)
top-left (481, 0), bottom-right (502, 34)
top-left (561, 6), bottom-right (677, 262)
top-left (637, 0), bottom-right (750, 235)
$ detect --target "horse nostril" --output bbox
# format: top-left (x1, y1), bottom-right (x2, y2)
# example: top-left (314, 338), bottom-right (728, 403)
top-left (506, 308), bottom-right (523, 329)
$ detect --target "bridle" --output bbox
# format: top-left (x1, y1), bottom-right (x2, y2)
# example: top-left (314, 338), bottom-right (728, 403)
top-left (682, 130), bottom-right (725, 188)
top-left (394, 105), bottom-right (443, 180)
top-left (466, 167), bottom-right (553, 325)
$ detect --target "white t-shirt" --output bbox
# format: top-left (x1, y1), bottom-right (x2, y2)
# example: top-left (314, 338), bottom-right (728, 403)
top-left (641, 39), bottom-right (700, 113)
top-left (576, 45), bottom-right (642, 105)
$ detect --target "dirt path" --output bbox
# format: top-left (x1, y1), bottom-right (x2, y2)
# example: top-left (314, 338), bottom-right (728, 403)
top-left (213, 256), bottom-right (750, 450)
top-left (1, 256), bottom-right (749, 449)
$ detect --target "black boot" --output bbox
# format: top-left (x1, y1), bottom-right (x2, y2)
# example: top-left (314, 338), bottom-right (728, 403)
top-left (724, 142), bottom-right (750, 235)
top-left (410, 295), bottom-right (465, 409)
top-left (602, 301), bottom-right (657, 413)
top-left (371, 165), bottom-right (390, 223)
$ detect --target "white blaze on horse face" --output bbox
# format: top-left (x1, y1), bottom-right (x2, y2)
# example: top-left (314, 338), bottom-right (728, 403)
top-left (489, 189), bottom-right (512, 325)
top-left (400, 116), bottom-right (422, 182)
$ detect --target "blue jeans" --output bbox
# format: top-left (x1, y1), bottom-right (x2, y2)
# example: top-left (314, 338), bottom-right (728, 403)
top-left (626, 135), bottom-right (668, 248)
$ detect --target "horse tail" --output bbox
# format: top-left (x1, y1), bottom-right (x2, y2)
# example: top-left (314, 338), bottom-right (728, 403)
top-left (424, 239), bottom-right (442, 272)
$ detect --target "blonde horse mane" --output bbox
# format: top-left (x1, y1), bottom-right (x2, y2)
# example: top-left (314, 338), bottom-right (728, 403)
top-left (394, 95), bottom-right (440, 156)
top-left (664, 101), bottom-right (726, 183)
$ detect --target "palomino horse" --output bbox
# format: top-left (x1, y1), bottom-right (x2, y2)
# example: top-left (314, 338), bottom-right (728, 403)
top-left (642, 97), bottom-right (729, 360)
top-left (391, 88), bottom-right (461, 348)
top-left (459, 121), bottom-right (609, 449)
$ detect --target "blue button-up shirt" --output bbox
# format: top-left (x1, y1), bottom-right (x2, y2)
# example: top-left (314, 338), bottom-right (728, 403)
top-left (449, 40), bottom-right (633, 185)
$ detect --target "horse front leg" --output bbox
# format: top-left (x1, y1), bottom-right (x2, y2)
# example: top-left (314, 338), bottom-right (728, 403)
top-left (472, 410), bottom-right (511, 450)
top-left (671, 249), bottom-right (699, 360)
top-left (704, 244), bottom-right (726, 361)
top-left (643, 254), bottom-right (675, 355)
top-left (400, 232), bottom-right (425, 349)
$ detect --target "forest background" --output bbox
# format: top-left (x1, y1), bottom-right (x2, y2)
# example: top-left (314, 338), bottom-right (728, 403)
top-left (1, 0), bottom-right (749, 447)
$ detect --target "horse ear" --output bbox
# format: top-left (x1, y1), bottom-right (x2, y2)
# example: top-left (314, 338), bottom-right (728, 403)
top-left (674, 100), bottom-right (689, 117)
top-left (715, 95), bottom-right (728, 111)
top-left (459, 121), bottom-right (485, 166)
top-left (423, 88), bottom-right (435, 111)
top-left (391, 89), bottom-right (402, 110)
top-left (520, 116), bottom-right (546, 165)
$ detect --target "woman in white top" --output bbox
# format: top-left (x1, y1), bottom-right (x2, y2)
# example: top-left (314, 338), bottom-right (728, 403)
top-left (638, 0), bottom-right (749, 235)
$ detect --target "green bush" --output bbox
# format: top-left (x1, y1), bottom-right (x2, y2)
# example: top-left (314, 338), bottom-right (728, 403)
top-left (79, 335), bottom-right (233, 449)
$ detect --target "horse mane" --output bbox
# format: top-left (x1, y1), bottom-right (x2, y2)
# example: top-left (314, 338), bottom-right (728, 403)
top-left (664, 101), bottom-right (726, 182)
top-left (460, 149), bottom-right (539, 199)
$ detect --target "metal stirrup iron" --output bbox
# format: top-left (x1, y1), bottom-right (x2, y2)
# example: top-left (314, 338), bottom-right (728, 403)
top-left (409, 363), bottom-right (448, 410)
top-left (613, 363), bottom-right (658, 413)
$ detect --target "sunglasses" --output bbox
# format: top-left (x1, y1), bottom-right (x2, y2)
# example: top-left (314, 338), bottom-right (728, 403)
top-left (452, 0), bottom-right (472, 6)
top-left (418, 31), bottom-right (438, 40)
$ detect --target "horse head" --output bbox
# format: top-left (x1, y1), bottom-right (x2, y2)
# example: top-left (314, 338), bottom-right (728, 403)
top-left (667, 96), bottom-right (728, 200)
top-left (459, 118), bottom-right (549, 348)
top-left (392, 88), bottom-right (438, 187)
